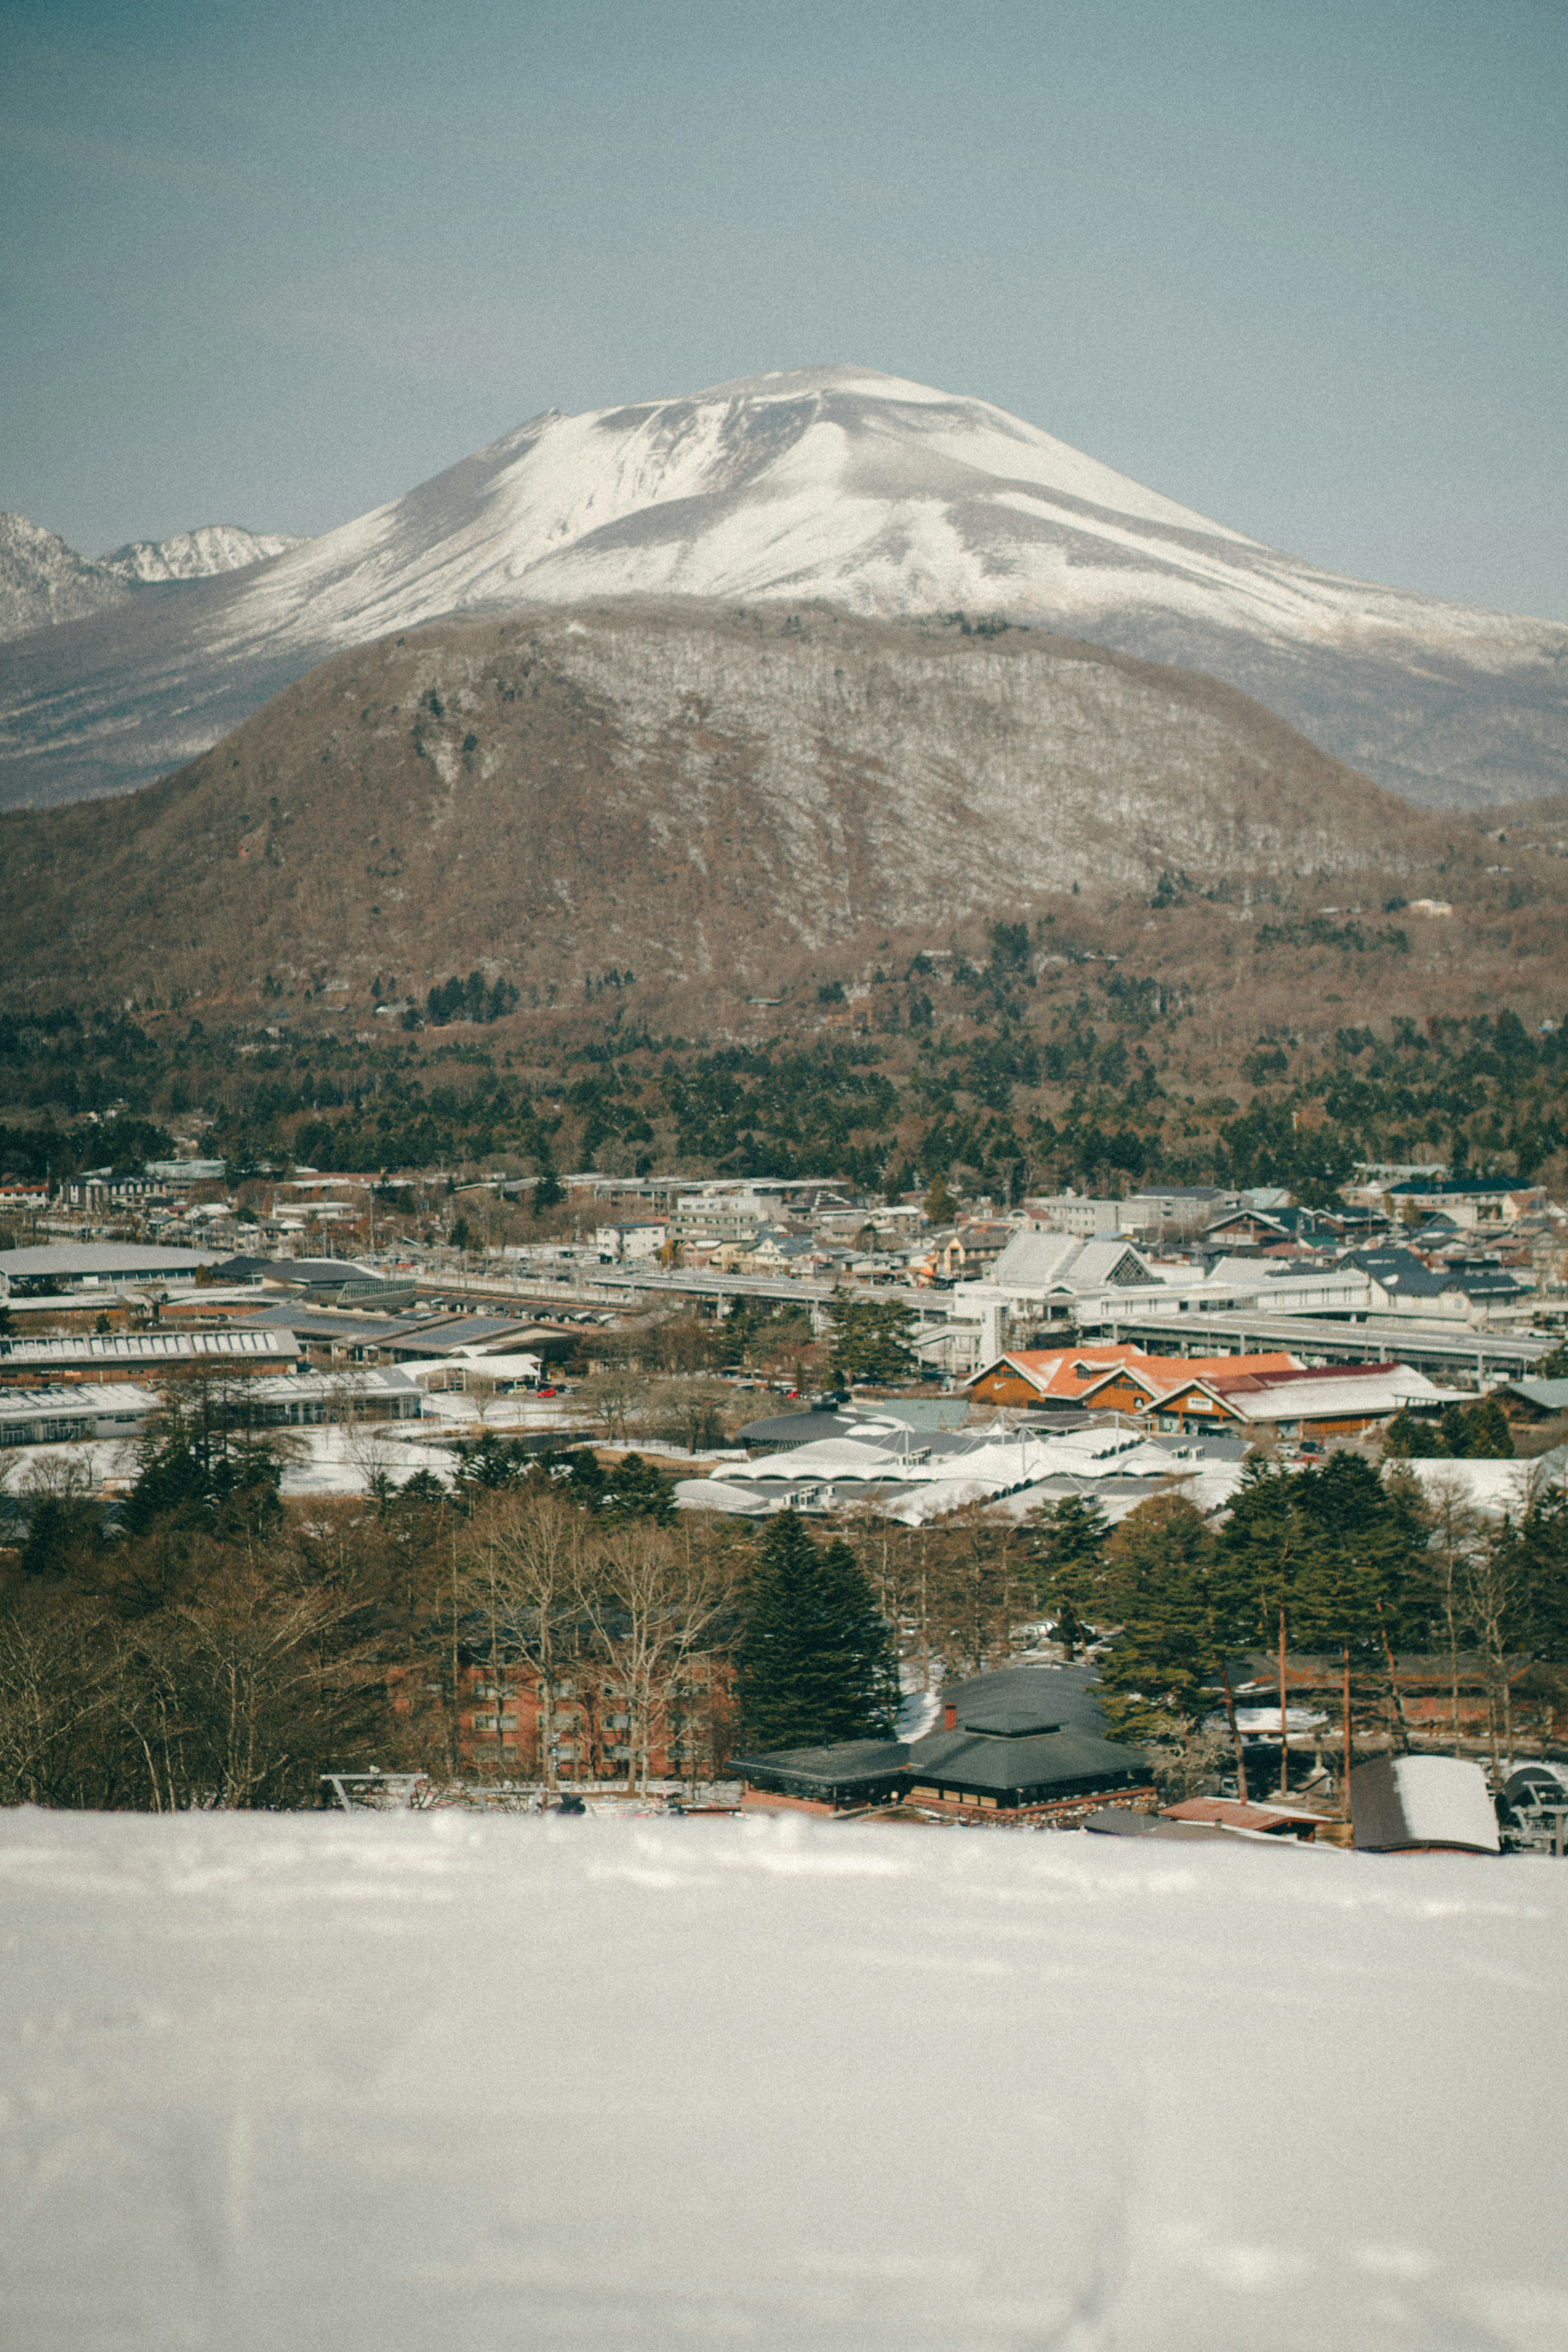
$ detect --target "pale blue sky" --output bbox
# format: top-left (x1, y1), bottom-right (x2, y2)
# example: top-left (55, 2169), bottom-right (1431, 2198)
top-left (2, 0), bottom-right (1564, 618)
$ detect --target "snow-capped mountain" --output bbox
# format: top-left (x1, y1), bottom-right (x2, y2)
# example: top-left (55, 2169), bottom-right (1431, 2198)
top-left (0, 513), bottom-right (298, 645)
top-left (98, 525), bottom-right (303, 584)
top-left (2, 366), bottom-right (1564, 810)
top-left (0, 514), bottom-right (129, 642)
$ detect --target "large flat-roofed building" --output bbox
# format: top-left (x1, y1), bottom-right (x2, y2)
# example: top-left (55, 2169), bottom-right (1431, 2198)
top-left (0, 1382), bottom-right (159, 1447)
top-left (223, 1258), bottom-right (419, 1312)
top-left (1383, 1178), bottom-right (1548, 1229)
top-left (0, 1328), bottom-right (301, 1386)
top-left (234, 1367), bottom-right (423, 1426)
top-left (0, 1242), bottom-right (229, 1295)
top-left (240, 1304), bottom-right (575, 1369)
top-left (1023, 1195), bottom-right (1163, 1237)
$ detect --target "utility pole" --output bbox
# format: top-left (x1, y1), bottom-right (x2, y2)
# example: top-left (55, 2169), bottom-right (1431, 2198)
top-left (1277, 1607), bottom-right (1290, 1798)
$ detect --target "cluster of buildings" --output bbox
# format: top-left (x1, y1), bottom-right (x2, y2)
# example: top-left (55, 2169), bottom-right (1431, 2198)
top-left (3, 1151), bottom-right (1565, 1498)
top-left (0, 1241), bottom-right (594, 1461)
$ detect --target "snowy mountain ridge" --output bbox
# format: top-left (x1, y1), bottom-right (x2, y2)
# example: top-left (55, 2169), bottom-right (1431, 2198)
top-left (2, 364), bottom-right (1564, 809)
top-left (0, 513), bottom-right (129, 642)
top-left (0, 513), bottom-right (298, 645)
top-left (98, 524), bottom-right (303, 584)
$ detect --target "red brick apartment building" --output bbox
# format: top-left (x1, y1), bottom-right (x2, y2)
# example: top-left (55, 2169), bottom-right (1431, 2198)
top-left (403, 1650), bottom-right (734, 1783)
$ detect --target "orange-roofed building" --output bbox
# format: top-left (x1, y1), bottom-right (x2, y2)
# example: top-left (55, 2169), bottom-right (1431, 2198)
top-left (965, 1345), bottom-right (1299, 1413)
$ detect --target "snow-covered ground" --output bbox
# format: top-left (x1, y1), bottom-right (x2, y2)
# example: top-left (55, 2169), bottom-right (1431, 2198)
top-left (2, 1806), bottom-right (1563, 2350)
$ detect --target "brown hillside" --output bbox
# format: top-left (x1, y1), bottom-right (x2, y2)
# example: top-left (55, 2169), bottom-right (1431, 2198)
top-left (0, 600), bottom-right (1532, 1016)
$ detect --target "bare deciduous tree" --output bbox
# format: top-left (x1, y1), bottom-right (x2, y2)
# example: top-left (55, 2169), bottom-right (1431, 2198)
top-left (573, 1520), bottom-right (737, 1790)
top-left (464, 1491), bottom-right (590, 1789)
top-left (575, 1366), bottom-right (652, 1447)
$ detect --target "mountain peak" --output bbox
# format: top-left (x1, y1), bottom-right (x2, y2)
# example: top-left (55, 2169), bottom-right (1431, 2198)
top-left (2, 367), bottom-right (1565, 811)
top-left (679, 363), bottom-right (954, 405)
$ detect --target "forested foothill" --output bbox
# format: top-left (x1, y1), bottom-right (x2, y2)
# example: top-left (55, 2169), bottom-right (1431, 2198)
top-left (3, 880), bottom-right (1568, 1205)
top-left (4, 823), bottom-right (1568, 1812)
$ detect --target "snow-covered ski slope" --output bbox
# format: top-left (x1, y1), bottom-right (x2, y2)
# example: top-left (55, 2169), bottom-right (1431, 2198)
top-left (4, 1806), bottom-right (1564, 2350)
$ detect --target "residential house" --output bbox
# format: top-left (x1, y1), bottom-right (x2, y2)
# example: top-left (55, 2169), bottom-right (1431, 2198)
top-left (907, 1219), bottom-right (1020, 1284)
top-left (1339, 1246), bottom-right (1532, 1325)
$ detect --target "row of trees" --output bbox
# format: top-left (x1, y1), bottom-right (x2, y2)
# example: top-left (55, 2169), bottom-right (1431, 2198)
top-left (0, 1349), bottom-right (902, 1802)
top-left (8, 1347), bottom-right (1566, 1810)
top-left (1383, 1397), bottom-right (1513, 1459)
top-left (1030, 1455), bottom-right (1568, 1791)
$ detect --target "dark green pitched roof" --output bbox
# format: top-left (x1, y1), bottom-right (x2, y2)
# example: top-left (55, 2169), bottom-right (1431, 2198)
top-left (941, 1663), bottom-right (1111, 1736)
top-left (904, 1723), bottom-right (1148, 1798)
top-left (730, 1739), bottom-right (909, 1795)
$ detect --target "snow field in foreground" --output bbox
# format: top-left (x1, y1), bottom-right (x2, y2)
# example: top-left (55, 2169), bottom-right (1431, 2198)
top-left (2, 1809), bottom-right (1564, 2351)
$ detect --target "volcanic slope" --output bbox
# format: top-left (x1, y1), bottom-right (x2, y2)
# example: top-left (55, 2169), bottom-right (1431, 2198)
top-left (0, 602), bottom-right (1490, 1014)
top-left (2, 367), bottom-right (1562, 812)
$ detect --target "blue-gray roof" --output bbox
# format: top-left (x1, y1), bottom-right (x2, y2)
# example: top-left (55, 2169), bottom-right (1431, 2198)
top-left (0, 1242), bottom-right (225, 1278)
top-left (940, 1663), bottom-right (1111, 1735)
top-left (904, 1722), bottom-right (1149, 1799)
top-left (1502, 1377), bottom-right (1568, 1411)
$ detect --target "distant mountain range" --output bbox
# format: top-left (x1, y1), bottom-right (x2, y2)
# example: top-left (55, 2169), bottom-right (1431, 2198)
top-left (1, 366), bottom-right (1563, 811)
top-left (0, 515), bottom-right (298, 645)
top-left (0, 602), bottom-right (1489, 1015)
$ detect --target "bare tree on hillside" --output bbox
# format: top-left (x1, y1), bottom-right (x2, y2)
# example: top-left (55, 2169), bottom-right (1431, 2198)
top-left (466, 1491), bottom-right (590, 1790)
top-left (576, 1366), bottom-right (653, 1446)
top-left (647, 1378), bottom-right (736, 1456)
top-left (574, 1520), bottom-right (737, 1790)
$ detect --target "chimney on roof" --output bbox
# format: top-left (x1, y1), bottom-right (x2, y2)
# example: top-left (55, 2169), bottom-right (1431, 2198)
top-left (943, 1701), bottom-right (957, 1731)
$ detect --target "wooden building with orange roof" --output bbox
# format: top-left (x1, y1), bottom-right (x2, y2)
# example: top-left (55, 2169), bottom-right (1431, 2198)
top-left (965, 1344), bottom-right (1298, 1414)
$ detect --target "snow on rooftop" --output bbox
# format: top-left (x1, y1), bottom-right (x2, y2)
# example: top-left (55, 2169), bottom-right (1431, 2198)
top-left (2, 1808), bottom-right (1564, 2349)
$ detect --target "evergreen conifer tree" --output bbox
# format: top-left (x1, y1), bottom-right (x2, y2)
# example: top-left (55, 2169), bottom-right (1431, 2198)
top-left (1095, 1494), bottom-right (1229, 1742)
top-left (826, 1293), bottom-right (918, 1386)
top-left (1027, 1494), bottom-right (1109, 1659)
top-left (1460, 1396), bottom-right (1513, 1458)
top-left (736, 1510), bottom-right (894, 1750)
top-left (1383, 1405), bottom-right (1452, 1458)
top-left (1439, 1400), bottom-right (1474, 1457)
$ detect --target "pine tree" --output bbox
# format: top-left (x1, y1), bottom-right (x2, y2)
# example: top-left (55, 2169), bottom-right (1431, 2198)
top-left (1383, 1406), bottom-right (1435, 1458)
top-left (826, 1293), bottom-right (918, 1386)
top-left (923, 1173), bottom-right (958, 1225)
top-left (1027, 1494), bottom-right (1109, 1659)
top-left (1095, 1493), bottom-right (1227, 1743)
top-left (736, 1511), bottom-right (894, 1750)
top-left (1460, 1396), bottom-right (1513, 1459)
